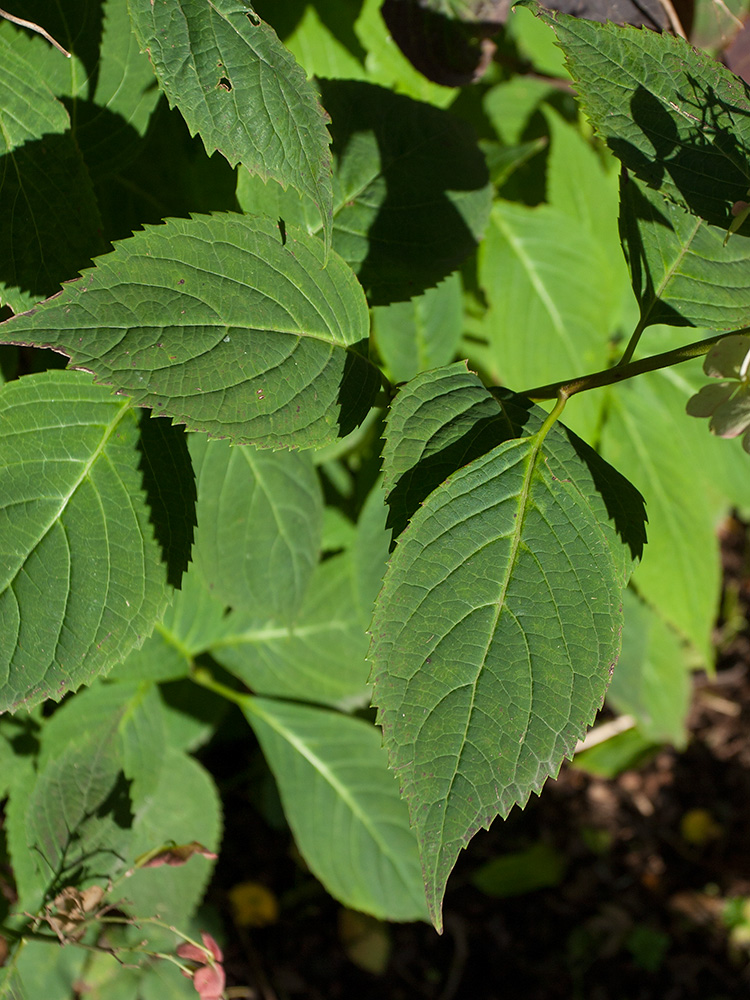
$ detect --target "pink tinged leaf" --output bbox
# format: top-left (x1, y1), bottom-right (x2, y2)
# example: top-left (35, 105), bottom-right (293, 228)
top-left (193, 963), bottom-right (226, 1000)
top-left (139, 841), bottom-right (218, 868)
top-left (686, 381), bottom-right (735, 418)
top-left (200, 932), bottom-right (223, 962)
top-left (177, 942), bottom-right (208, 963)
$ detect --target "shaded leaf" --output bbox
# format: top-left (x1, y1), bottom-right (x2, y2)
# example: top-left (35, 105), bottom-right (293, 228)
top-left (26, 726), bottom-right (129, 900)
top-left (123, 748), bottom-right (221, 939)
top-left (522, 2), bottom-right (750, 230)
top-left (620, 173), bottom-right (750, 331)
top-left (608, 589), bottom-right (691, 747)
top-left (189, 436), bottom-right (323, 621)
top-left (127, 0), bottom-right (333, 248)
top-left (0, 215), bottom-right (377, 450)
top-left (243, 696), bottom-right (430, 922)
top-left (599, 369), bottom-right (720, 661)
top-left (0, 37), bottom-right (103, 311)
top-left (0, 372), bottom-right (169, 712)
top-left (237, 79), bottom-right (492, 304)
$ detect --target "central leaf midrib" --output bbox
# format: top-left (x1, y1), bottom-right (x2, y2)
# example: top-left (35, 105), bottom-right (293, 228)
top-left (430, 435), bottom-right (545, 897)
top-left (0, 404), bottom-right (132, 593)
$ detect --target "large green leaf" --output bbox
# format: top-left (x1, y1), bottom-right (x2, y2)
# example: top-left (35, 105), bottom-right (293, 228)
top-left (212, 552), bottom-right (370, 710)
top-left (608, 588), bottom-right (690, 747)
top-left (523, 2), bottom-right (750, 230)
top-left (237, 79), bottom-right (492, 304)
top-left (123, 747), bottom-right (221, 940)
top-left (0, 215), bottom-right (377, 450)
top-left (599, 368), bottom-right (721, 661)
top-left (127, 0), bottom-right (333, 249)
top-left (189, 435), bottom-right (323, 621)
top-left (543, 105), bottom-right (629, 319)
top-left (370, 364), bottom-right (646, 928)
top-left (242, 695), bottom-right (429, 922)
top-left (477, 200), bottom-right (612, 440)
top-left (0, 372), bottom-right (169, 712)
top-left (0, 36), bottom-right (103, 311)
top-left (620, 173), bottom-right (750, 331)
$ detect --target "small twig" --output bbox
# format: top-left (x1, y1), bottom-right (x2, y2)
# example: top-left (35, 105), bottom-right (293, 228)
top-left (519, 330), bottom-right (744, 401)
top-left (656, 0), bottom-right (687, 38)
top-left (0, 8), bottom-right (71, 57)
top-left (576, 714), bottom-right (636, 753)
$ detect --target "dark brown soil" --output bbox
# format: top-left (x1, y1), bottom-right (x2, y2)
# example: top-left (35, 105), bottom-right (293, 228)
top-left (205, 518), bottom-right (750, 1000)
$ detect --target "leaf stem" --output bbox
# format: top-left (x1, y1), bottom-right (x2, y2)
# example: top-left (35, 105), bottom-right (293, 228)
top-left (616, 316), bottom-right (648, 368)
top-left (191, 666), bottom-right (249, 709)
top-left (520, 330), bottom-right (745, 401)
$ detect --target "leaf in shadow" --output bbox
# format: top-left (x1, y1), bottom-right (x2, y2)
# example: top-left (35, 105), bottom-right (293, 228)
top-left (137, 411), bottom-right (197, 589)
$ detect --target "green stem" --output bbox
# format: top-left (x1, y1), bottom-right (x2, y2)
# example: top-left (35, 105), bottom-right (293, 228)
top-left (191, 666), bottom-right (249, 709)
top-left (616, 315), bottom-right (648, 368)
top-left (520, 331), bottom-right (743, 401)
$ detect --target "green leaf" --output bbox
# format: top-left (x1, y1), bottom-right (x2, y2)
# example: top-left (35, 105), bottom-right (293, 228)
top-left (353, 0), bottom-right (458, 107)
top-left (0, 215), bottom-right (377, 450)
top-left (371, 365), bottom-right (646, 928)
top-left (127, 0), bottom-right (334, 249)
top-left (620, 173), bottom-right (750, 331)
top-left (372, 273), bottom-right (464, 383)
top-left (599, 369), bottom-right (721, 661)
top-left (123, 748), bottom-right (221, 938)
top-left (523, 2), bottom-right (750, 229)
top-left (544, 106), bottom-right (629, 315)
top-left (279, 0), bottom-right (367, 81)
top-left (477, 200), bottom-right (613, 440)
top-left (237, 79), bottom-right (492, 304)
top-left (26, 725), bottom-right (129, 900)
top-left (12, 941), bottom-right (85, 1000)
top-left (190, 435), bottom-right (323, 621)
top-left (243, 696), bottom-right (430, 922)
top-left (0, 36), bottom-right (103, 311)
top-left (39, 680), bottom-right (166, 806)
top-left (352, 481), bottom-right (391, 630)
top-left (212, 552), bottom-right (370, 710)
top-left (608, 589), bottom-right (690, 747)
top-left (0, 372), bottom-right (169, 712)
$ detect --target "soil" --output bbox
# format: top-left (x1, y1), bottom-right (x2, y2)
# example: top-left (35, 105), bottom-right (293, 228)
top-left (203, 518), bottom-right (750, 1000)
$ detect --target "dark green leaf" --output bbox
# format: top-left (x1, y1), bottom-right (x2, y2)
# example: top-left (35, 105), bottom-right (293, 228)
top-left (371, 364), bottom-right (646, 928)
top-left (0, 37), bottom-right (103, 311)
top-left (0, 372), bottom-right (169, 712)
top-left (620, 173), bottom-right (750, 330)
top-left (522, 2), bottom-right (750, 229)
top-left (237, 79), bottom-right (492, 304)
top-left (0, 215), bottom-right (377, 450)
top-left (127, 0), bottom-right (333, 248)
